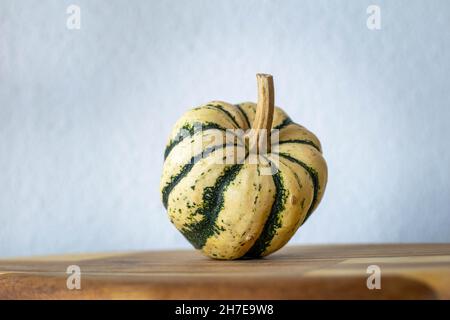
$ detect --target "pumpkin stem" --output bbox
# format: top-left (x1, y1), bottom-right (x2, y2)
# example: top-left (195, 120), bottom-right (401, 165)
top-left (249, 73), bottom-right (274, 154)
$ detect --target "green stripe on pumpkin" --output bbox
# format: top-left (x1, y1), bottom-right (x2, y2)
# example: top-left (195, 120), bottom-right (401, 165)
top-left (277, 139), bottom-right (321, 152)
top-left (272, 117), bottom-right (293, 130)
top-left (205, 104), bottom-right (242, 129)
top-left (180, 164), bottom-right (243, 249)
top-left (244, 164), bottom-right (287, 258)
top-left (278, 153), bottom-right (319, 223)
top-left (235, 104), bottom-right (251, 129)
top-left (161, 143), bottom-right (236, 209)
top-left (164, 122), bottom-right (227, 160)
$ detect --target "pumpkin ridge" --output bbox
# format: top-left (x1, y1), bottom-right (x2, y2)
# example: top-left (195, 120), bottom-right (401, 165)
top-left (244, 161), bottom-right (287, 258)
top-left (277, 139), bottom-right (321, 153)
top-left (277, 156), bottom-right (313, 237)
top-left (180, 164), bottom-right (244, 249)
top-left (205, 104), bottom-right (241, 129)
top-left (272, 117), bottom-right (293, 130)
top-left (235, 104), bottom-right (251, 129)
top-left (164, 122), bottom-right (227, 160)
top-left (278, 153), bottom-right (319, 223)
top-left (161, 142), bottom-right (238, 209)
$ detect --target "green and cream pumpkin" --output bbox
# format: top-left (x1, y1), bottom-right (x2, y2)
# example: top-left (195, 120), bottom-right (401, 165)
top-left (160, 74), bottom-right (327, 260)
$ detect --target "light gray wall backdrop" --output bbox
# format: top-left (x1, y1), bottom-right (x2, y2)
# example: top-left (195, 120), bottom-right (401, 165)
top-left (1, 0), bottom-right (449, 257)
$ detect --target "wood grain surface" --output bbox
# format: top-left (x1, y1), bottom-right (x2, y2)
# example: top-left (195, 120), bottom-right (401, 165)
top-left (0, 244), bottom-right (449, 299)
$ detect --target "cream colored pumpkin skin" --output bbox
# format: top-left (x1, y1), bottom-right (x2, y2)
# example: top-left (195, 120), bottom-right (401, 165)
top-left (160, 101), bottom-right (327, 260)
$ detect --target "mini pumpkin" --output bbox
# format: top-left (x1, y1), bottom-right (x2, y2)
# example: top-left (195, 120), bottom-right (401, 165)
top-left (160, 74), bottom-right (327, 259)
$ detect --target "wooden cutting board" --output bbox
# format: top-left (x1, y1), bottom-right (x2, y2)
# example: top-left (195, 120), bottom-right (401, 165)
top-left (0, 244), bottom-right (449, 299)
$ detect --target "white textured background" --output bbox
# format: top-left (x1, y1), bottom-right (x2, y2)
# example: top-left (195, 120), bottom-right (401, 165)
top-left (1, 0), bottom-right (449, 258)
